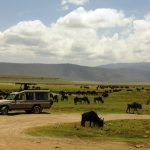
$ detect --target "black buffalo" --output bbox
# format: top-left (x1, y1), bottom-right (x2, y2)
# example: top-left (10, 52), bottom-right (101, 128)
top-left (81, 111), bottom-right (104, 127)
top-left (126, 102), bottom-right (142, 114)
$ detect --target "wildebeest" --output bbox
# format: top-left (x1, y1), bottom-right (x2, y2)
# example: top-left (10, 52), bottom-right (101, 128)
top-left (74, 96), bottom-right (82, 104)
top-left (50, 93), bottom-right (59, 102)
top-left (74, 96), bottom-right (90, 104)
top-left (84, 86), bottom-right (89, 89)
top-left (126, 102), bottom-right (142, 114)
top-left (102, 91), bottom-right (109, 97)
top-left (0, 90), bottom-right (9, 98)
top-left (61, 95), bottom-right (68, 101)
top-left (81, 111), bottom-right (104, 127)
top-left (53, 95), bottom-right (59, 102)
top-left (80, 85), bottom-right (90, 89)
top-left (94, 96), bottom-right (104, 103)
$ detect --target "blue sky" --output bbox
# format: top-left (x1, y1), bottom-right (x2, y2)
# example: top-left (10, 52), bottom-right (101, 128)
top-left (0, 0), bottom-right (60, 30)
top-left (0, 0), bottom-right (150, 65)
top-left (0, 0), bottom-right (149, 30)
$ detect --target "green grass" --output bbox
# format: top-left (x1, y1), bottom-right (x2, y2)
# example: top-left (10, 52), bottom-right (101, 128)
top-left (0, 81), bottom-right (149, 144)
top-left (0, 82), bottom-right (150, 114)
top-left (0, 75), bottom-right (70, 84)
top-left (49, 90), bottom-right (150, 114)
top-left (26, 119), bottom-right (150, 143)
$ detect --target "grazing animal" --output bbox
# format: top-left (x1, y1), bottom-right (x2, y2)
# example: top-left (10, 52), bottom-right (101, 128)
top-left (61, 95), bottom-right (68, 101)
top-left (84, 86), bottom-right (89, 89)
top-left (74, 96), bottom-right (82, 104)
top-left (102, 92), bottom-right (109, 97)
top-left (81, 111), bottom-right (104, 127)
top-left (0, 90), bottom-right (9, 97)
top-left (126, 102), bottom-right (142, 114)
top-left (82, 96), bottom-right (90, 104)
top-left (94, 96), bottom-right (104, 103)
top-left (50, 93), bottom-right (59, 102)
top-left (74, 96), bottom-right (90, 104)
top-left (80, 85), bottom-right (89, 89)
top-left (53, 95), bottom-right (59, 102)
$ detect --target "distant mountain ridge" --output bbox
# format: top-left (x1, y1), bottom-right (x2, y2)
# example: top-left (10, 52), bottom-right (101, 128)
top-left (0, 62), bottom-right (150, 82)
top-left (100, 62), bottom-right (150, 71)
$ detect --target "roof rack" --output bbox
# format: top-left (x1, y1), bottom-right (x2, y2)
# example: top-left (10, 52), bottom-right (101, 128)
top-left (15, 82), bottom-right (38, 90)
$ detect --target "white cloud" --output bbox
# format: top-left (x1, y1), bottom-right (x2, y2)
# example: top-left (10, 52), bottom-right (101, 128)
top-left (61, 0), bottom-right (89, 10)
top-left (56, 7), bottom-right (132, 29)
top-left (0, 8), bottom-right (150, 66)
top-left (61, 0), bottom-right (89, 6)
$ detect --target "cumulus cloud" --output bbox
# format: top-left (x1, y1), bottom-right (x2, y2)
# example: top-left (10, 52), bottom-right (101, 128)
top-left (61, 0), bottom-right (89, 10)
top-left (61, 0), bottom-right (89, 6)
top-left (56, 7), bottom-right (132, 28)
top-left (0, 7), bottom-right (150, 66)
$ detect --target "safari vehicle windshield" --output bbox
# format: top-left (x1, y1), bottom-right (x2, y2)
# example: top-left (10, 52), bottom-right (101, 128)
top-left (6, 94), bottom-right (18, 100)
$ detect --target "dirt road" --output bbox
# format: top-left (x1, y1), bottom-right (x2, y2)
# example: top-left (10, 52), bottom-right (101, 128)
top-left (0, 113), bottom-right (150, 150)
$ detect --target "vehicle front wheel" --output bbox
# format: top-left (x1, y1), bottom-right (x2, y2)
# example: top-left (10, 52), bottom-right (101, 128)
top-left (32, 106), bottom-right (41, 114)
top-left (1, 106), bottom-right (9, 115)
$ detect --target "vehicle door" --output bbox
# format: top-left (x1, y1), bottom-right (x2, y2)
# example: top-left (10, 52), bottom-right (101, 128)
top-left (13, 93), bottom-right (26, 109)
top-left (35, 92), bottom-right (50, 108)
top-left (24, 92), bottom-right (34, 109)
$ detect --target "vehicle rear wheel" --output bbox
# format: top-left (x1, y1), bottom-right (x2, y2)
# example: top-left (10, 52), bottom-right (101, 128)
top-left (32, 106), bottom-right (41, 114)
top-left (1, 106), bottom-right (9, 115)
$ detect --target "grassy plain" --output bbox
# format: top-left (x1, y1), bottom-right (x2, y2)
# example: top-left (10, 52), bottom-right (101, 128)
top-left (0, 76), bottom-right (150, 114)
top-left (49, 90), bottom-right (150, 114)
top-left (0, 77), bottom-right (150, 144)
top-left (26, 119), bottom-right (150, 144)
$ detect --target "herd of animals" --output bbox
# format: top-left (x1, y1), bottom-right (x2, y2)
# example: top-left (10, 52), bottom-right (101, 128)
top-left (0, 84), bottom-right (150, 118)
top-left (49, 86), bottom-right (150, 128)
top-left (0, 84), bottom-right (149, 129)
top-left (50, 92), bottom-right (147, 114)
top-left (50, 90), bottom-right (109, 104)
top-left (49, 85), bottom-right (150, 115)
top-left (81, 101), bottom-right (146, 128)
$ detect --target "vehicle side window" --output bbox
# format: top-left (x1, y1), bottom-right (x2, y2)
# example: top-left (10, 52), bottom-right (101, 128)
top-left (26, 93), bottom-right (34, 100)
top-left (35, 92), bottom-right (48, 100)
top-left (15, 94), bottom-right (24, 100)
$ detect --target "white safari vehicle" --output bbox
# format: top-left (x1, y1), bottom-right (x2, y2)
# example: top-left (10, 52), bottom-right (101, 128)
top-left (0, 90), bottom-right (53, 115)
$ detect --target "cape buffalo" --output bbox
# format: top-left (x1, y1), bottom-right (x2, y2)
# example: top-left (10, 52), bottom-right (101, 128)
top-left (81, 111), bottom-right (104, 127)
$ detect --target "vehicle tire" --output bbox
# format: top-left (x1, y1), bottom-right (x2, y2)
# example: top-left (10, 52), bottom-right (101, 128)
top-left (32, 106), bottom-right (41, 114)
top-left (1, 106), bottom-right (9, 115)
